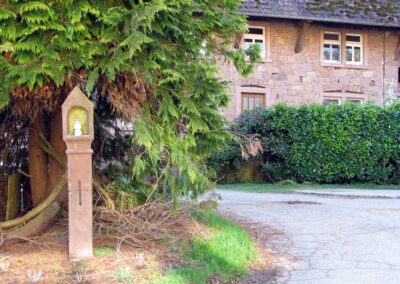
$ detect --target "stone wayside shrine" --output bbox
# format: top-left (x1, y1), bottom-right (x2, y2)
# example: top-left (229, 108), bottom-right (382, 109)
top-left (62, 87), bottom-right (94, 261)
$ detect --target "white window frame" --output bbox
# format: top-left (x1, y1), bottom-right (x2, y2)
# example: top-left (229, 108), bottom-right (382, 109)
top-left (345, 34), bottom-right (363, 65)
top-left (243, 26), bottom-right (266, 60)
top-left (323, 32), bottom-right (341, 64)
top-left (322, 97), bottom-right (341, 106)
top-left (199, 40), bottom-right (207, 55)
top-left (346, 98), bottom-right (364, 104)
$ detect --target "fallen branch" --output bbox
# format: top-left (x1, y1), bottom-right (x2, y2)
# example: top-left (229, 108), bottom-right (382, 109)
top-left (38, 133), bottom-right (66, 169)
top-left (93, 181), bottom-right (201, 248)
top-left (0, 133), bottom-right (66, 230)
top-left (1, 202), bottom-right (61, 247)
top-left (0, 175), bottom-right (65, 230)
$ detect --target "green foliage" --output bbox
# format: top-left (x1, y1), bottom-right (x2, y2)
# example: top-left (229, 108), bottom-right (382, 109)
top-left (94, 246), bottom-right (114, 257)
top-left (153, 209), bottom-right (258, 284)
top-left (0, 1), bottom-right (259, 202)
top-left (211, 103), bottom-right (400, 184)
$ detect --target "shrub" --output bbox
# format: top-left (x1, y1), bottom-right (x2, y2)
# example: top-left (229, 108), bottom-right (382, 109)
top-left (210, 103), bottom-right (400, 184)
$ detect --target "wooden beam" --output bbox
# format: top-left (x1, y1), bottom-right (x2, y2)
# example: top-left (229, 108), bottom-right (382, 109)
top-left (295, 21), bottom-right (311, 54)
top-left (394, 35), bottom-right (400, 61)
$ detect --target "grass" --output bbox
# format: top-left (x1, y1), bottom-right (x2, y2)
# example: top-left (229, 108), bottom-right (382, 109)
top-left (216, 183), bottom-right (400, 193)
top-left (93, 247), bottom-right (114, 257)
top-left (152, 209), bottom-right (258, 284)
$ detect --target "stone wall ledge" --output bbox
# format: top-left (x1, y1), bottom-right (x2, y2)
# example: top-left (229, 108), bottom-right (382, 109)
top-left (320, 63), bottom-right (369, 70)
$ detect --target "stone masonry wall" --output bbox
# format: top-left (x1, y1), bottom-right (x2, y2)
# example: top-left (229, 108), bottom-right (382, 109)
top-left (220, 19), bottom-right (400, 120)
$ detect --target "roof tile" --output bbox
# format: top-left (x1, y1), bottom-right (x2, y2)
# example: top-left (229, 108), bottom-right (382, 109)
top-left (240, 0), bottom-right (400, 28)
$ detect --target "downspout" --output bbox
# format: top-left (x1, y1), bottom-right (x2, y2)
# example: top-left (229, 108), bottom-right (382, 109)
top-left (383, 29), bottom-right (386, 105)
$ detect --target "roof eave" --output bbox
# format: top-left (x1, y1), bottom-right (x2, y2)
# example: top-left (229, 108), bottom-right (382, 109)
top-left (241, 12), bottom-right (400, 29)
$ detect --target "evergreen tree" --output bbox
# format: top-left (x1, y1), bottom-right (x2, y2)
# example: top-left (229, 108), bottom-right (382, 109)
top-left (0, 0), bottom-right (260, 206)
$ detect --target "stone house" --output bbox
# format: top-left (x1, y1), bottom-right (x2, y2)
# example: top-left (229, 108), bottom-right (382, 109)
top-left (220, 0), bottom-right (400, 120)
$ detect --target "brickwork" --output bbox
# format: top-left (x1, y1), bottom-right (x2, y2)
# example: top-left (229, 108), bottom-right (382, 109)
top-left (220, 19), bottom-right (400, 120)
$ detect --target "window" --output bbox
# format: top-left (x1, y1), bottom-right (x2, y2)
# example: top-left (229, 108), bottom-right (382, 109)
top-left (242, 93), bottom-right (265, 112)
top-left (243, 26), bottom-right (265, 59)
top-left (323, 32), bottom-right (341, 63)
top-left (199, 40), bottom-right (206, 55)
top-left (322, 98), bottom-right (341, 106)
top-left (346, 98), bottom-right (363, 104)
top-left (346, 34), bottom-right (362, 64)
top-left (398, 67), bottom-right (400, 83)
top-left (323, 97), bottom-right (364, 106)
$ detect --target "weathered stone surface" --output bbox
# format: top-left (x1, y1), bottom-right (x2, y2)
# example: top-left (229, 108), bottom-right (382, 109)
top-left (220, 20), bottom-right (400, 120)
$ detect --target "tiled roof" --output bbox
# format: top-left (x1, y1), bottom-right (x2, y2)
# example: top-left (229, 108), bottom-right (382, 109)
top-left (240, 0), bottom-right (400, 28)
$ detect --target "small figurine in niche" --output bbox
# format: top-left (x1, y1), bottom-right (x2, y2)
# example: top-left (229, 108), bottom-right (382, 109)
top-left (73, 120), bottom-right (83, 136)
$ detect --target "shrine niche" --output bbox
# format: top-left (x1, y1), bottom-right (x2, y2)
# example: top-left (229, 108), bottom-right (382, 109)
top-left (62, 87), bottom-right (94, 261)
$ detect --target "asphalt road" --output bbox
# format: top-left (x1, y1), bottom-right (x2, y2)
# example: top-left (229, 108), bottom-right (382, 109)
top-left (217, 190), bottom-right (400, 284)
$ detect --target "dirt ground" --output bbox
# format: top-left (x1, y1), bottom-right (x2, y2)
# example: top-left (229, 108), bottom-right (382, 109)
top-left (0, 212), bottom-right (284, 284)
top-left (0, 223), bottom-right (184, 284)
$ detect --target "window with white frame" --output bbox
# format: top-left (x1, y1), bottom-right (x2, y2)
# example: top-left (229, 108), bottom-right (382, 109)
top-left (199, 40), bottom-right (206, 55)
top-left (346, 34), bottom-right (363, 64)
top-left (323, 32), bottom-right (341, 63)
top-left (322, 97), bottom-right (364, 106)
top-left (322, 97), bottom-right (341, 106)
top-left (243, 26), bottom-right (265, 59)
top-left (346, 98), bottom-right (363, 104)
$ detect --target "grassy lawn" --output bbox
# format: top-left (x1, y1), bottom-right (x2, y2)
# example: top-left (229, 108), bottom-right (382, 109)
top-left (216, 183), bottom-right (400, 193)
top-left (153, 209), bottom-right (258, 284)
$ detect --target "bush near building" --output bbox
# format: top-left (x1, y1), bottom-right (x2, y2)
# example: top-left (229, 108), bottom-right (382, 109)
top-left (210, 103), bottom-right (400, 184)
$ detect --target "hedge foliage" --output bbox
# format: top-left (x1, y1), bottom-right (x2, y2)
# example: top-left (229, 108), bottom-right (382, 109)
top-left (210, 103), bottom-right (400, 184)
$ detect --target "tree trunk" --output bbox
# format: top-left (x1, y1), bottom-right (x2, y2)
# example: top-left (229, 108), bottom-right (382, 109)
top-left (48, 109), bottom-right (67, 206)
top-left (5, 173), bottom-right (20, 221)
top-left (28, 114), bottom-right (49, 207)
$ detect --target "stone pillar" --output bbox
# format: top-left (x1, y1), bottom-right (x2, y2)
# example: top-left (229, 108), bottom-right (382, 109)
top-left (62, 87), bottom-right (94, 261)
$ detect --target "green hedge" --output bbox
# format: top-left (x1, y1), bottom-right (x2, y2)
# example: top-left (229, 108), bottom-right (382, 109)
top-left (209, 103), bottom-right (400, 184)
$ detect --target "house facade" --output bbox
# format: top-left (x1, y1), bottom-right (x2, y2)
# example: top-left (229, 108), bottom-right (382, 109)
top-left (220, 0), bottom-right (400, 120)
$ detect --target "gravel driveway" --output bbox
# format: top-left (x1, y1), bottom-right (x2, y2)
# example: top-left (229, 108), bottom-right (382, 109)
top-left (217, 190), bottom-right (400, 284)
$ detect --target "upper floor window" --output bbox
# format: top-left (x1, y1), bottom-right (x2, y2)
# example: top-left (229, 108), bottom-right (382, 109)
top-left (323, 32), bottom-right (341, 63)
top-left (346, 34), bottom-right (363, 65)
top-left (243, 26), bottom-right (265, 59)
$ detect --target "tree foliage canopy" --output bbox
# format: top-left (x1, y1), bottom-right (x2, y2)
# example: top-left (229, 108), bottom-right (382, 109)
top-left (0, 0), bottom-right (260, 203)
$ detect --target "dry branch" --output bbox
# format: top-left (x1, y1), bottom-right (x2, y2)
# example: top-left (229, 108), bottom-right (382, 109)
top-left (0, 175), bottom-right (65, 230)
top-left (1, 202), bottom-right (61, 247)
top-left (93, 182), bottom-right (201, 248)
